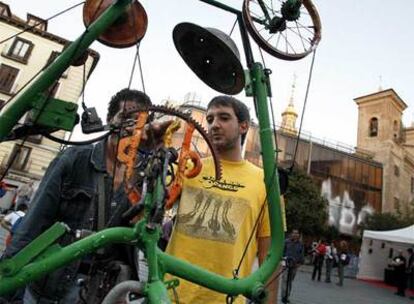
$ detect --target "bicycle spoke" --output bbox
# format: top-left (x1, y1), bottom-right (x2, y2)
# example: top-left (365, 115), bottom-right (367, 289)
top-left (258, 25), bottom-right (268, 33)
top-left (250, 8), bottom-right (264, 20)
top-left (285, 25), bottom-right (310, 43)
top-left (295, 19), bottom-right (315, 35)
top-left (266, 32), bottom-right (277, 42)
top-left (281, 31), bottom-right (297, 54)
top-left (263, 0), bottom-right (280, 15)
top-left (295, 21), bottom-right (309, 51)
top-left (275, 32), bottom-right (282, 49)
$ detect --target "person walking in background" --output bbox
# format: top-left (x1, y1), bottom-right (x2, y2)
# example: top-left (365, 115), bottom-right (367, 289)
top-left (311, 239), bottom-right (326, 281)
top-left (407, 248), bottom-right (414, 299)
top-left (0, 181), bottom-right (8, 199)
top-left (15, 181), bottom-right (34, 208)
top-left (0, 203), bottom-right (28, 248)
top-left (325, 241), bottom-right (336, 283)
top-left (390, 250), bottom-right (407, 297)
top-left (281, 229), bottom-right (304, 304)
top-left (336, 240), bottom-right (350, 287)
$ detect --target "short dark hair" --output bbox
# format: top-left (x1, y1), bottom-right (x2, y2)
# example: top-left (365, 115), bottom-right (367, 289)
top-left (207, 96), bottom-right (250, 145)
top-left (107, 88), bottom-right (152, 122)
top-left (17, 204), bottom-right (28, 211)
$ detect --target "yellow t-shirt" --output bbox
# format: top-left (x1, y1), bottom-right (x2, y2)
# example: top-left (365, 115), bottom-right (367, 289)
top-left (166, 158), bottom-right (270, 304)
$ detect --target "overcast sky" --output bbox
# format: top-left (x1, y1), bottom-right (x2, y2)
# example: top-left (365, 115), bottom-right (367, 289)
top-left (6, 0), bottom-right (414, 147)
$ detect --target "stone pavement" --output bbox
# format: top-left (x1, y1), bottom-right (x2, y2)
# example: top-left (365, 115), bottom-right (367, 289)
top-left (284, 266), bottom-right (413, 304)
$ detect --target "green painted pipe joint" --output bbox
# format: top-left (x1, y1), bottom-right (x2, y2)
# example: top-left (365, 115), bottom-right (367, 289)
top-left (250, 283), bottom-right (267, 303)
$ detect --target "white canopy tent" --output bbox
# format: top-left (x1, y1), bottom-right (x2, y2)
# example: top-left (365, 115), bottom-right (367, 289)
top-left (357, 225), bottom-right (414, 281)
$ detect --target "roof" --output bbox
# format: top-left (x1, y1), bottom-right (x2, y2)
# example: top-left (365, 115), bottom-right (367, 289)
top-left (354, 88), bottom-right (408, 111)
top-left (363, 225), bottom-right (414, 244)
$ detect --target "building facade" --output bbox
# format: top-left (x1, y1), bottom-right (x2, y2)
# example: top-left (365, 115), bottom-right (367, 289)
top-left (355, 88), bottom-right (414, 213)
top-left (0, 2), bottom-right (99, 206)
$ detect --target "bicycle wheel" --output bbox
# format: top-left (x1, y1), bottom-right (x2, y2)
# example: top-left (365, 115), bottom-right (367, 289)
top-left (242, 0), bottom-right (321, 60)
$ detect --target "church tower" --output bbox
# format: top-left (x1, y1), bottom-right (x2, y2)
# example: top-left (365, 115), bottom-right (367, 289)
top-left (354, 89), bottom-right (406, 151)
top-left (281, 76), bottom-right (298, 135)
top-left (354, 88), bottom-right (412, 213)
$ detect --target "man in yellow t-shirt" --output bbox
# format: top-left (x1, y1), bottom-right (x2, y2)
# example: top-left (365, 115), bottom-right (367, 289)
top-left (167, 96), bottom-right (278, 303)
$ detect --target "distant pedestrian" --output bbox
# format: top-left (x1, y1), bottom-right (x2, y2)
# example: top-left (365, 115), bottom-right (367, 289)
top-left (15, 181), bottom-right (34, 208)
top-left (407, 248), bottom-right (414, 299)
top-left (325, 241), bottom-right (336, 283)
top-left (0, 181), bottom-right (7, 199)
top-left (281, 229), bottom-right (304, 304)
top-left (336, 240), bottom-right (350, 287)
top-left (1, 203), bottom-right (28, 248)
top-left (311, 239), bottom-right (326, 281)
top-left (390, 250), bottom-right (407, 297)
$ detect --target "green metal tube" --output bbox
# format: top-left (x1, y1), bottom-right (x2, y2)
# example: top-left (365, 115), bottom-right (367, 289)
top-left (0, 0), bottom-right (133, 141)
top-left (138, 179), bottom-right (171, 303)
top-left (0, 227), bottom-right (136, 295)
top-left (250, 62), bottom-right (284, 272)
top-left (147, 280), bottom-right (171, 304)
top-left (159, 251), bottom-right (264, 298)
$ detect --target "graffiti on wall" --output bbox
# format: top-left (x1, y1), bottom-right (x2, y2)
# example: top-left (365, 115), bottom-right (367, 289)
top-left (321, 178), bottom-right (374, 235)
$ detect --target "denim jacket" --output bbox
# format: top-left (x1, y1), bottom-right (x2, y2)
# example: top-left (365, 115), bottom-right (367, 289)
top-left (5, 140), bottom-right (131, 300)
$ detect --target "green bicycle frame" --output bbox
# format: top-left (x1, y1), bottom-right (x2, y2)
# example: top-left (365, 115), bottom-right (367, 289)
top-left (0, 0), bottom-right (290, 302)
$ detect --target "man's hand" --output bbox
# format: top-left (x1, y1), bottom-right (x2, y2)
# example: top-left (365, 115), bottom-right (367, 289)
top-left (140, 120), bottom-right (174, 150)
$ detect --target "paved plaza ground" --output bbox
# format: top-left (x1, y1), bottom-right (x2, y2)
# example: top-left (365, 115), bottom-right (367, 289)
top-left (1, 227), bottom-right (413, 303)
top-left (282, 265), bottom-right (413, 304)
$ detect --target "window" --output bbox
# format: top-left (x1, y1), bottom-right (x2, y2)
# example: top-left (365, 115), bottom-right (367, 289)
top-left (8, 145), bottom-right (31, 171)
top-left (45, 51), bottom-right (60, 67)
top-left (0, 64), bottom-right (19, 93)
top-left (7, 38), bottom-right (34, 63)
top-left (393, 120), bottom-right (399, 131)
top-left (369, 117), bottom-right (378, 137)
top-left (0, 3), bottom-right (10, 17)
top-left (393, 197), bottom-right (400, 210)
top-left (0, 99), bottom-right (5, 110)
top-left (27, 14), bottom-right (47, 31)
top-left (26, 135), bottom-right (42, 144)
top-left (411, 177), bottom-right (414, 194)
top-left (394, 165), bottom-right (399, 177)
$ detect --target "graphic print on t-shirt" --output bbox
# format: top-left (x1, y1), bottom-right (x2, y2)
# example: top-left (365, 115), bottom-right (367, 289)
top-left (176, 185), bottom-right (250, 244)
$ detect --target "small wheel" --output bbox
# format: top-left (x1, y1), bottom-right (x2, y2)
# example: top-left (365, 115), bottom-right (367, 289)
top-left (242, 0), bottom-right (321, 61)
top-left (83, 0), bottom-right (148, 48)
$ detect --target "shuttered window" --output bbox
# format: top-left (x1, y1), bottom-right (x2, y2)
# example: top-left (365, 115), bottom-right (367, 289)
top-left (9, 145), bottom-right (31, 171)
top-left (7, 38), bottom-right (34, 63)
top-left (0, 64), bottom-right (19, 93)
